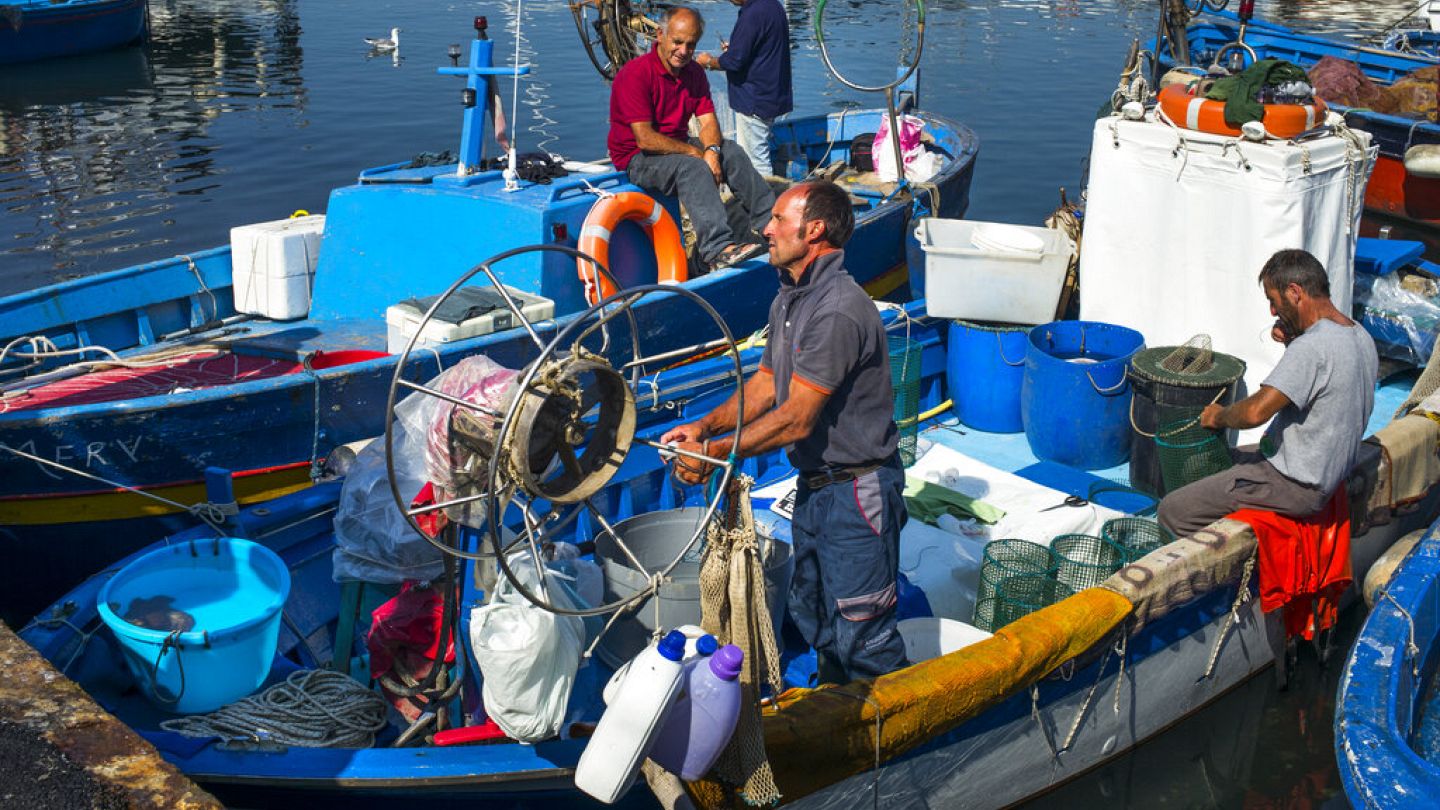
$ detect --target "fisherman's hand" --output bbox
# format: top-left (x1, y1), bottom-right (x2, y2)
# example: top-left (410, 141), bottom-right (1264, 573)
top-left (704, 150), bottom-right (723, 185)
top-left (1270, 319), bottom-right (1292, 346)
top-left (670, 440), bottom-right (713, 486)
top-left (696, 52), bottom-right (717, 70)
top-left (661, 423), bottom-right (705, 445)
top-left (1199, 404), bottom-right (1225, 431)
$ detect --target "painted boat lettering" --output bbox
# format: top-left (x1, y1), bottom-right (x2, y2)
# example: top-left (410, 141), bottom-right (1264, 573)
top-left (1, 436), bottom-right (144, 480)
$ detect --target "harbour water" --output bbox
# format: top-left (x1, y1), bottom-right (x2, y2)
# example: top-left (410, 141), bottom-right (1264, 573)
top-left (0, 0), bottom-right (1428, 806)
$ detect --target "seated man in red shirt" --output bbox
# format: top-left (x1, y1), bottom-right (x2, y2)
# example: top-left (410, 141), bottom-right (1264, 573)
top-left (608, 6), bottom-right (775, 271)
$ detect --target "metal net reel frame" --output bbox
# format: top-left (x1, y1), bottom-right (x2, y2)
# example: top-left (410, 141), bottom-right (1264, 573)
top-left (568, 0), bottom-right (665, 81)
top-left (383, 243), bottom-right (746, 618)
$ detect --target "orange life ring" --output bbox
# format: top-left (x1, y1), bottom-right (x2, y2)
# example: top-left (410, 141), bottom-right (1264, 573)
top-left (576, 191), bottom-right (688, 305)
top-left (1157, 82), bottom-right (1327, 140)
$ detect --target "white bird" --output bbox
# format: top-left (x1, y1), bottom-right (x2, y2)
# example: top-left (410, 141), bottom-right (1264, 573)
top-left (364, 27), bottom-right (400, 52)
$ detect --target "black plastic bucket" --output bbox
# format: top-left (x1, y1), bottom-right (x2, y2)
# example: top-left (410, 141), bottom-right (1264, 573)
top-left (1127, 347), bottom-right (1245, 497)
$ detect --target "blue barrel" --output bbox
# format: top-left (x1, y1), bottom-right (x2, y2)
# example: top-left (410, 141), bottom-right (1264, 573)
top-left (1022, 321), bottom-right (1145, 469)
top-left (947, 320), bottom-right (1028, 433)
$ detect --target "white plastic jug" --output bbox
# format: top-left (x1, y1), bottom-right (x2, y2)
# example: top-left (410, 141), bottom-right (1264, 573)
top-left (649, 641), bottom-right (743, 780)
top-left (575, 629), bottom-right (687, 804)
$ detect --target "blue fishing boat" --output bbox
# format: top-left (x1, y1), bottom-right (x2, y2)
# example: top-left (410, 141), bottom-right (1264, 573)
top-left (1153, 7), bottom-right (1440, 251)
top-left (1336, 518), bottom-right (1440, 808)
top-left (0, 19), bottom-right (977, 623)
top-left (20, 269), bottom-right (1440, 806)
top-left (0, 0), bottom-right (148, 66)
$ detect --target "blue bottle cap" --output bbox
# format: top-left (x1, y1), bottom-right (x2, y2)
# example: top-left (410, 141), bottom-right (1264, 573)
top-left (657, 629), bottom-right (687, 662)
top-left (696, 634), bottom-right (718, 656)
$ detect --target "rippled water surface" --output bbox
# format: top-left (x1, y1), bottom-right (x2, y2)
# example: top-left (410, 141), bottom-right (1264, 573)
top-left (0, 0), bottom-right (1428, 806)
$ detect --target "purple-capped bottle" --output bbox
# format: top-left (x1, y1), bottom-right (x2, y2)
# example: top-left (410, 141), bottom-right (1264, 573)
top-left (649, 640), bottom-right (744, 780)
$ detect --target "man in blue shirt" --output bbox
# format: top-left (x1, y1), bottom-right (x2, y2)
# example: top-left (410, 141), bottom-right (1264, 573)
top-left (696, 0), bottom-right (793, 177)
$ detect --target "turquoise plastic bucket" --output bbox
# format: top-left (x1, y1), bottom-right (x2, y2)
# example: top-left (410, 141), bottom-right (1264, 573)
top-left (947, 320), bottom-right (1028, 433)
top-left (97, 537), bottom-right (290, 714)
top-left (1021, 321), bottom-right (1145, 469)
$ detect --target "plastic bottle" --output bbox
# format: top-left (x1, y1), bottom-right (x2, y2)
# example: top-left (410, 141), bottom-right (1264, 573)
top-left (575, 629), bottom-right (687, 804)
top-left (648, 642), bottom-right (744, 781)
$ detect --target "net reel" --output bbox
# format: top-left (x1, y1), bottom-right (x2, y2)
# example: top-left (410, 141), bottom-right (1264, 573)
top-left (384, 243), bottom-right (745, 619)
top-left (568, 0), bottom-right (665, 80)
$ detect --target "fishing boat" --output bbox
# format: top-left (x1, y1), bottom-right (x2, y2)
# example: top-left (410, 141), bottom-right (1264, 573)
top-left (1335, 517), bottom-right (1440, 808)
top-left (1153, 6), bottom-right (1440, 253)
top-left (0, 0), bottom-right (149, 66)
top-left (0, 19), bottom-right (978, 623)
top-left (19, 288), bottom-right (1440, 806)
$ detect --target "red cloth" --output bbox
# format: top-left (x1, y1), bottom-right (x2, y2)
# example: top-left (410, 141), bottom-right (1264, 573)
top-left (367, 581), bottom-right (456, 721)
top-left (1229, 487), bottom-right (1352, 641)
top-left (607, 48), bottom-right (716, 169)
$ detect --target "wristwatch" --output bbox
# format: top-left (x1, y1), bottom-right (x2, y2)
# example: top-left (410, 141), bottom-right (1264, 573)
top-left (705, 144), bottom-right (722, 155)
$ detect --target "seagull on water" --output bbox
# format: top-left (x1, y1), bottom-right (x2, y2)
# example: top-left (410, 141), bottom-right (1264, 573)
top-left (364, 27), bottom-right (401, 52)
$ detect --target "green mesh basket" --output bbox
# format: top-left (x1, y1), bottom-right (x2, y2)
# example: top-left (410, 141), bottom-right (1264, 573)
top-left (972, 596), bottom-right (1000, 633)
top-left (1155, 414), bottom-right (1233, 493)
top-left (996, 575), bottom-right (1075, 629)
top-left (979, 539), bottom-right (1055, 608)
top-left (1102, 517), bottom-right (1175, 563)
top-left (889, 335), bottom-right (922, 466)
top-left (1051, 534), bottom-right (1127, 591)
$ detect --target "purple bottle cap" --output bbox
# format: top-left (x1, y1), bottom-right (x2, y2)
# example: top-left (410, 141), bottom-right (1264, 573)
top-left (657, 630), bottom-right (687, 662)
top-left (709, 644), bottom-right (744, 680)
top-left (696, 634), bottom-right (718, 656)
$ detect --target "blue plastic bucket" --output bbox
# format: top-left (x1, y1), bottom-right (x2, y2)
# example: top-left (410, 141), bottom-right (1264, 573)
top-left (97, 537), bottom-right (290, 714)
top-left (947, 320), bottom-right (1028, 433)
top-left (1021, 321), bottom-right (1144, 469)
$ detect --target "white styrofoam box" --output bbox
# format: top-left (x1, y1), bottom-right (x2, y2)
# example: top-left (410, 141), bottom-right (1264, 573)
top-left (230, 215), bottom-right (325, 320)
top-left (386, 285), bottom-right (555, 354)
top-left (915, 218), bottom-right (1076, 325)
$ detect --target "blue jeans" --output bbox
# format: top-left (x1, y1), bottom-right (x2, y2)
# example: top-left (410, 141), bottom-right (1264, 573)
top-left (789, 455), bottom-right (909, 683)
top-left (734, 112), bottom-right (774, 177)
top-left (625, 139), bottom-right (774, 264)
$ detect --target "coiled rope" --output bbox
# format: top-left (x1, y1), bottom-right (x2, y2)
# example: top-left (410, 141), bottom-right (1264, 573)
top-left (161, 669), bottom-right (389, 748)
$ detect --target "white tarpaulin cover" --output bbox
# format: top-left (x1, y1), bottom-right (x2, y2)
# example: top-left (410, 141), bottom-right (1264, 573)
top-left (1080, 114), bottom-right (1375, 407)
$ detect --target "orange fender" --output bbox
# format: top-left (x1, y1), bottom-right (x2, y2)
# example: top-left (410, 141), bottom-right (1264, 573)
top-left (1157, 82), bottom-right (1327, 139)
top-left (576, 191), bottom-right (687, 305)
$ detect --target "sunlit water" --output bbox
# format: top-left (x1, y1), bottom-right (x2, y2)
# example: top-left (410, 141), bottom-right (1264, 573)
top-left (0, 0), bottom-right (1426, 805)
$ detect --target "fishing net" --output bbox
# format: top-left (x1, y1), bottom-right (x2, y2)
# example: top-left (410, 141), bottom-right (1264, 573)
top-left (996, 575), bottom-right (1074, 629)
top-left (978, 539), bottom-right (1055, 608)
top-left (1050, 534), bottom-right (1126, 591)
top-left (889, 335), bottom-right (922, 466)
top-left (972, 596), bottom-right (1000, 633)
top-left (1101, 517), bottom-right (1175, 563)
top-left (1155, 414), bottom-right (1233, 493)
top-left (1129, 336), bottom-right (1247, 391)
top-left (696, 476), bottom-right (782, 806)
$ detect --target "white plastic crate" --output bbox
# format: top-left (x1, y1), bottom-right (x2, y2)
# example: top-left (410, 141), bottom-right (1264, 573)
top-left (230, 215), bottom-right (325, 320)
top-left (914, 218), bottom-right (1075, 325)
top-left (386, 286), bottom-right (555, 353)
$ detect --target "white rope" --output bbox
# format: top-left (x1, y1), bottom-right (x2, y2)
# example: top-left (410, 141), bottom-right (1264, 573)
top-left (1030, 683), bottom-right (1057, 758)
top-left (161, 670), bottom-right (389, 748)
top-left (505, 0), bottom-right (525, 186)
top-left (1379, 588), bottom-right (1423, 678)
top-left (1202, 553), bottom-right (1255, 680)
top-left (178, 254), bottom-right (220, 323)
top-left (1153, 105), bottom-right (1192, 179)
top-left (0, 441), bottom-right (233, 532)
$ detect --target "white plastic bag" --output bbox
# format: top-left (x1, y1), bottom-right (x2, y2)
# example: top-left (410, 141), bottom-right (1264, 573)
top-left (469, 557), bottom-right (585, 742)
top-left (874, 113), bottom-right (939, 183)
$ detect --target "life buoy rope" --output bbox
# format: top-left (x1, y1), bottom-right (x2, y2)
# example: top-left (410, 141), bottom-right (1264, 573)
top-left (576, 192), bottom-right (688, 305)
top-left (1157, 82), bottom-right (1326, 140)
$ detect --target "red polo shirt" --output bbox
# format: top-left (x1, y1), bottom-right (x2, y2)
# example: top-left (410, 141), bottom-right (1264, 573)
top-left (607, 48), bottom-right (716, 170)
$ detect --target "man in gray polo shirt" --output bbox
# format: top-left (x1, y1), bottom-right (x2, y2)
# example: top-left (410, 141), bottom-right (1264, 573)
top-left (661, 180), bottom-right (907, 682)
top-left (1158, 249), bottom-right (1379, 538)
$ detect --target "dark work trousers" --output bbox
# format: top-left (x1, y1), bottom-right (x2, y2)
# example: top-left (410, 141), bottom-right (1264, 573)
top-left (1157, 446), bottom-right (1333, 538)
top-left (625, 139), bottom-right (774, 264)
top-left (789, 455), bottom-right (909, 683)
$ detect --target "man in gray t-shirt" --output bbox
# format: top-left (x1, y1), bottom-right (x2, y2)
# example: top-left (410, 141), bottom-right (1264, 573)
top-left (1158, 249), bottom-right (1379, 538)
top-left (660, 180), bottom-right (908, 682)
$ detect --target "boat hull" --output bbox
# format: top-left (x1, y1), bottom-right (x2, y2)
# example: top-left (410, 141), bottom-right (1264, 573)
top-left (0, 0), bottom-right (147, 65)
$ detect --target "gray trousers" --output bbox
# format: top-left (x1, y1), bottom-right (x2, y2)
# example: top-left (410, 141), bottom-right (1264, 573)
top-left (626, 139), bottom-right (774, 263)
top-left (1157, 447), bottom-right (1333, 538)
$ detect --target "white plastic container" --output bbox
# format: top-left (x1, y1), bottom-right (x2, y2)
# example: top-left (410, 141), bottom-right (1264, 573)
top-left (230, 215), bottom-right (325, 320)
top-left (913, 218), bottom-right (1075, 325)
top-left (385, 285), bottom-right (555, 354)
top-left (575, 629), bottom-right (687, 804)
top-left (649, 640), bottom-right (743, 780)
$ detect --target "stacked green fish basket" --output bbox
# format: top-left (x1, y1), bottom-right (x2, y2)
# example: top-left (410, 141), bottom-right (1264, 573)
top-left (1155, 412), bottom-right (1233, 493)
top-left (1128, 336), bottom-right (1245, 496)
top-left (1050, 534), bottom-right (1127, 591)
top-left (1101, 516), bottom-right (1175, 563)
top-left (996, 575), bottom-right (1075, 628)
top-left (975, 539), bottom-right (1055, 631)
top-left (889, 335), bottom-right (923, 465)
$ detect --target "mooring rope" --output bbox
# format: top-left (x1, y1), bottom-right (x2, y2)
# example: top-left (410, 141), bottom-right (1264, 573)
top-left (161, 669), bottom-right (389, 748)
top-left (1202, 552), bottom-right (1256, 680)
